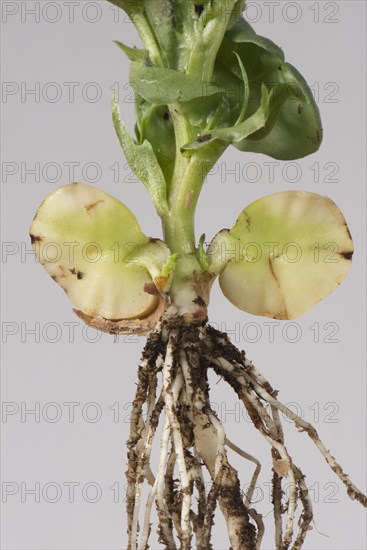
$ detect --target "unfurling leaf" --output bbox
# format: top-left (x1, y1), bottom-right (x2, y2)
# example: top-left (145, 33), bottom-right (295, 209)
top-left (216, 18), bottom-right (322, 160)
top-left (218, 18), bottom-right (285, 83)
top-left (233, 52), bottom-right (250, 125)
top-left (135, 97), bottom-right (176, 185)
top-left (112, 98), bottom-right (168, 215)
top-left (30, 183), bottom-right (171, 322)
top-left (208, 191), bottom-right (353, 319)
top-left (234, 63), bottom-right (323, 160)
top-left (181, 84), bottom-right (271, 151)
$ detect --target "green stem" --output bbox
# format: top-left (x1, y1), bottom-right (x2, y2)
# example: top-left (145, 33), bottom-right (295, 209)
top-left (162, 157), bottom-right (203, 255)
top-left (162, 105), bottom-right (195, 254)
top-left (160, 124), bottom-right (226, 314)
top-left (161, 106), bottom-right (225, 255)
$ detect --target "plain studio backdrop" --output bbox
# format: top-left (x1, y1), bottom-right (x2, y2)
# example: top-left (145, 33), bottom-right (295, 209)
top-left (1, 1), bottom-right (366, 549)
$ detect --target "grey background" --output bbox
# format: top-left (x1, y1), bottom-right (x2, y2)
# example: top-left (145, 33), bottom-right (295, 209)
top-left (1, 1), bottom-right (366, 548)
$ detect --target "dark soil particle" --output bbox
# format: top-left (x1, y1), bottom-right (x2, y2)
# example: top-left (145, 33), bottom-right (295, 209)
top-left (193, 296), bottom-right (206, 306)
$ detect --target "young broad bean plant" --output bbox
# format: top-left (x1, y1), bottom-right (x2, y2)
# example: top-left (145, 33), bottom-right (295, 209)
top-left (30, 1), bottom-right (366, 548)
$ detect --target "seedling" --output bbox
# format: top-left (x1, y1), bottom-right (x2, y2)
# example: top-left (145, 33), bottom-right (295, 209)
top-left (30, 1), bottom-right (366, 548)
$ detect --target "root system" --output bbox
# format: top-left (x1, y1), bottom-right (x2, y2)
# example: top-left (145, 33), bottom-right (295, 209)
top-left (126, 309), bottom-right (366, 550)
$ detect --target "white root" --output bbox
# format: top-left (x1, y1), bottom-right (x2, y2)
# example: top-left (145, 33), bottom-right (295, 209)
top-left (179, 349), bottom-right (193, 404)
top-left (131, 379), bottom-right (160, 547)
top-left (269, 403), bottom-right (284, 548)
top-left (271, 401), bottom-right (289, 547)
top-left (139, 479), bottom-right (157, 550)
top-left (208, 411), bottom-right (226, 478)
top-left (225, 437), bottom-right (261, 508)
top-left (208, 318), bottom-right (366, 548)
top-left (178, 349), bottom-right (208, 547)
top-left (191, 371), bottom-right (258, 550)
top-left (225, 437), bottom-right (265, 549)
top-left (192, 448), bottom-right (207, 548)
top-left (145, 464), bottom-right (155, 487)
top-left (272, 471), bottom-right (283, 549)
top-left (154, 415), bottom-right (177, 550)
top-left (126, 362), bottom-right (149, 549)
top-left (164, 449), bottom-right (182, 540)
top-left (266, 437), bottom-right (297, 546)
top-left (216, 356), bottom-right (298, 546)
top-left (162, 335), bottom-right (192, 548)
top-left (244, 359), bottom-right (367, 507)
top-left (211, 356), bottom-right (278, 438)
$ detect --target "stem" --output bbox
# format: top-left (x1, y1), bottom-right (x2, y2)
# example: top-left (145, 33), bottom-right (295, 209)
top-left (162, 106), bottom-right (196, 255)
top-left (156, 104), bottom-right (226, 315)
top-left (162, 105), bottom-right (226, 255)
top-left (162, 158), bottom-right (206, 255)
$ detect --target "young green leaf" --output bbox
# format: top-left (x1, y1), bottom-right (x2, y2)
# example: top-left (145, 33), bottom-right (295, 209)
top-left (181, 84), bottom-right (270, 151)
top-left (129, 61), bottom-right (224, 105)
top-left (227, 0), bottom-right (246, 31)
top-left (216, 18), bottom-right (322, 160)
top-left (197, 233), bottom-right (209, 271)
top-left (30, 183), bottom-right (171, 321)
top-left (135, 97), bottom-right (176, 184)
top-left (235, 63), bottom-right (322, 160)
top-left (184, 51), bottom-right (249, 140)
top-left (112, 98), bottom-right (169, 215)
top-left (233, 52), bottom-right (250, 125)
top-left (218, 18), bottom-right (285, 83)
top-left (180, 92), bottom-right (233, 140)
top-left (143, 0), bottom-right (180, 68)
top-left (114, 40), bottom-right (148, 62)
top-left (207, 191), bottom-right (353, 319)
